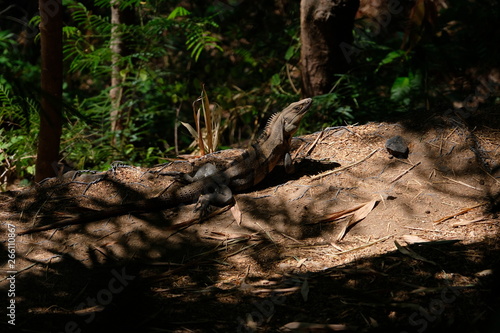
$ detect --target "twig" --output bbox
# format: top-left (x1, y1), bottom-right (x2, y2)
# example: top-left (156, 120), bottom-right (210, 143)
top-left (304, 130), bottom-right (324, 156)
top-left (291, 130), bottom-right (323, 160)
top-left (291, 141), bottom-right (308, 160)
top-left (434, 202), bottom-right (487, 224)
top-left (481, 166), bottom-right (500, 184)
top-left (451, 215), bottom-right (492, 227)
top-left (310, 148), bottom-right (379, 180)
top-left (403, 226), bottom-right (444, 233)
top-left (256, 222), bottom-right (275, 243)
top-left (165, 204), bottom-right (234, 239)
top-left (445, 127), bottom-right (458, 140)
top-left (290, 186), bottom-right (311, 201)
top-left (148, 259), bottom-right (206, 282)
top-left (223, 242), bottom-right (259, 258)
top-left (441, 175), bottom-right (482, 191)
top-left (252, 286), bottom-right (301, 294)
top-left (390, 161), bottom-right (421, 183)
top-left (0, 263), bottom-right (38, 281)
top-left (327, 235), bottom-right (392, 256)
top-left (278, 231), bottom-right (302, 244)
top-left (286, 63), bottom-right (300, 95)
top-left (174, 103), bottom-right (182, 156)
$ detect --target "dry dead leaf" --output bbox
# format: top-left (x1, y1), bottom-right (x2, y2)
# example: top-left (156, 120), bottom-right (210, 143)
top-left (296, 258), bottom-right (307, 268)
top-left (279, 321), bottom-right (356, 332)
top-left (402, 235), bottom-right (430, 244)
top-left (319, 203), bottom-right (364, 223)
top-left (475, 269), bottom-right (493, 277)
top-left (402, 235), bottom-right (461, 246)
top-left (337, 199), bottom-right (379, 241)
top-left (394, 240), bottom-right (436, 265)
top-left (230, 200), bottom-right (242, 225)
top-left (301, 279), bottom-right (309, 302)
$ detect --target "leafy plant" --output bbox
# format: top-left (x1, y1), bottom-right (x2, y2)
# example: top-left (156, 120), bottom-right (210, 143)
top-left (0, 85), bottom-right (39, 186)
top-left (181, 86), bottom-right (222, 154)
top-left (3, 0), bottom-right (495, 188)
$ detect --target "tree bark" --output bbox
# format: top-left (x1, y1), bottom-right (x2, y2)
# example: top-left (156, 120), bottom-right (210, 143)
top-left (109, 0), bottom-right (134, 146)
top-left (300, 0), bottom-right (359, 97)
top-left (35, 0), bottom-right (63, 182)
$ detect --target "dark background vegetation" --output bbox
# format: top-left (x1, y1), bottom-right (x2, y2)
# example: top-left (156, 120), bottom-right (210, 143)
top-left (1, 2), bottom-right (500, 333)
top-left (0, 0), bottom-right (499, 186)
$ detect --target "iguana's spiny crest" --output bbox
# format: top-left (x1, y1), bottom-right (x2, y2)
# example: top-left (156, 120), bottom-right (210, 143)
top-left (19, 98), bottom-right (313, 233)
top-left (260, 98), bottom-right (312, 143)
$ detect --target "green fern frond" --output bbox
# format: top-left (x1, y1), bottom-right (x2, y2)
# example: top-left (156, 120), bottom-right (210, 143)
top-left (28, 15), bottom-right (41, 27)
top-left (186, 31), bottom-right (223, 61)
top-left (94, 0), bottom-right (142, 9)
top-left (167, 7), bottom-right (192, 20)
top-left (63, 26), bottom-right (81, 39)
top-left (0, 84), bottom-right (14, 108)
top-left (69, 2), bottom-right (110, 34)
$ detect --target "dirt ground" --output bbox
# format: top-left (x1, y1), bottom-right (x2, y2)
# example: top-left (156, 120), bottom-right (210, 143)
top-left (1, 106), bottom-right (500, 332)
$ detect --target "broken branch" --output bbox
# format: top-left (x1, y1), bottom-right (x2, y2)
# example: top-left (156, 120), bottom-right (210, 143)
top-left (310, 148), bottom-right (379, 180)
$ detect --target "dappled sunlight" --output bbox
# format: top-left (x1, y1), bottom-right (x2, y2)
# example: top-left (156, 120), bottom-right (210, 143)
top-left (2, 109), bottom-right (499, 331)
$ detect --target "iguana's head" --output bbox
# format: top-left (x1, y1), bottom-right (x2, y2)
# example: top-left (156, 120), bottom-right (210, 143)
top-left (265, 98), bottom-right (312, 139)
top-left (280, 98), bottom-right (312, 136)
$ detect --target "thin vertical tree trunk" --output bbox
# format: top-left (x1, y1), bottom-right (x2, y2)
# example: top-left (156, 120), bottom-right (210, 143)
top-left (110, 0), bottom-right (123, 145)
top-left (300, 0), bottom-right (359, 97)
top-left (35, 0), bottom-right (63, 182)
top-left (109, 0), bottom-right (134, 146)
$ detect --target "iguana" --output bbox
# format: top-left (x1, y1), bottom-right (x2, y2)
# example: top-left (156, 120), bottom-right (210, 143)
top-left (19, 98), bottom-right (312, 234)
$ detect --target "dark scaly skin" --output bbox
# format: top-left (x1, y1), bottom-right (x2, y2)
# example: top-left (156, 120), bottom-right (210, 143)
top-left (20, 98), bottom-right (312, 234)
top-left (163, 97), bottom-right (312, 200)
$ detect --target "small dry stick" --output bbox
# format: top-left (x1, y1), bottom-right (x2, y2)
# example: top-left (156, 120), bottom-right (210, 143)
top-left (286, 64), bottom-right (300, 95)
top-left (0, 263), bottom-right (37, 281)
top-left (328, 235), bottom-right (392, 256)
top-left (166, 204), bottom-right (234, 238)
top-left (481, 167), bottom-right (500, 184)
top-left (292, 130), bottom-right (323, 160)
top-left (403, 226), bottom-right (444, 233)
top-left (445, 127), bottom-right (458, 140)
top-left (441, 175), bottom-right (482, 191)
top-left (291, 141), bottom-right (308, 160)
top-left (304, 130), bottom-right (324, 156)
top-left (434, 202), bottom-right (487, 224)
top-left (390, 161), bottom-right (421, 183)
top-left (310, 148), bottom-right (379, 180)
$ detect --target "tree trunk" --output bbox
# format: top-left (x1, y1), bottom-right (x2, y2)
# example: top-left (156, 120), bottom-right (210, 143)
top-left (300, 0), bottom-right (359, 97)
top-left (35, 0), bottom-right (63, 182)
top-left (109, 0), bottom-right (134, 146)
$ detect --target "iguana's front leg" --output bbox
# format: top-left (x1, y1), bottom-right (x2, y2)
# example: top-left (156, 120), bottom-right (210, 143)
top-left (194, 183), bottom-right (233, 213)
top-left (284, 152), bottom-right (295, 174)
top-left (183, 163), bottom-right (217, 183)
top-left (186, 163), bottom-right (234, 214)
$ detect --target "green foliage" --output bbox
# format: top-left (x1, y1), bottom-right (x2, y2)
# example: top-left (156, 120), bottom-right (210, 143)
top-left (377, 50), bottom-right (406, 71)
top-left (57, 1), bottom-right (227, 168)
top-left (167, 6), bottom-right (192, 19)
top-left (2, 0), bottom-right (498, 186)
top-left (187, 30), bottom-right (223, 62)
top-left (0, 31), bottom-right (16, 61)
top-left (0, 85), bottom-right (39, 185)
top-left (63, 1), bottom-right (112, 74)
top-left (0, 25), bottom-right (43, 186)
top-left (390, 70), bottom-right (423, 107)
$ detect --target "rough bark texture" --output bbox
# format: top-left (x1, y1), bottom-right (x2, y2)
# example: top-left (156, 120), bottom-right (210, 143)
top-left (109, 1), bottom-right (134, 146)
top-left (35, 0), bottom-right (63, 182)
top-left (300, 0), bottom-right (359, 97)
top-left (110, 1), bottom-right (123, 138)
